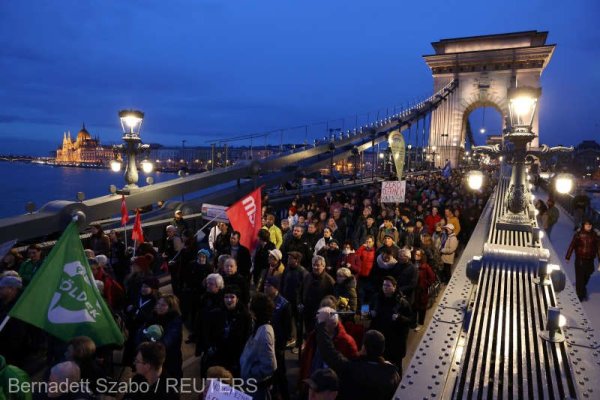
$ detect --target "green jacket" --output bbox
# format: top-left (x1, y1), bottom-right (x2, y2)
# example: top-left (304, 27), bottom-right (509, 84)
top-left (18, 259), bottom-right (43, 286)
top-left (0, 355), bottom-right (32, 400)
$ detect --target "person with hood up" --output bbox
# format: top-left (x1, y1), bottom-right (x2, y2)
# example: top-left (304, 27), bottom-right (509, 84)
top-left (333, 267), bottom-right (357, 314)
top-left (440, 223), bottom-right (459, 283)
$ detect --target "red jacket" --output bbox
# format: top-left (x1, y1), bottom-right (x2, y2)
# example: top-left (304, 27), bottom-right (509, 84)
top-left (337, 252), bottom-right (360, 275)
top-left (356, 245), bottom-right (376, 277)
top-left (566, 229), bottom-right (600, 261)
top-left (299, 321), bottom-right (358, 383)
top-left (424, 214), bottom-right (442, 234)
top-left (415, 261), bottom-right (436, 310)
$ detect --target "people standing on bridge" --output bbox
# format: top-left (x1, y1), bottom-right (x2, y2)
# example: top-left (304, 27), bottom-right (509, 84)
top-left (0, 248), bottom-right (23, 274)
top-left (213, 222), bottom-right (231, 258)
top-left (369, 277), bottom-right (412, 374)
top-left (444, 208), bottom-right (461, 238)
top-left (18, 244), bottom-right (44, 287)
top-left (566, 219), bottom-right (600, 301)
top-left (572, 190), bottom-right (591, 230)
top-left (263, 276), bottom-right (292, 400)
top-left (544, 199), bottom-right (560, 239)
top-left (315, 310), bottom-right (400, 400)
top-left (254, 229), bottom-right (276, 286)
top-left (172, 209), bottom-right (189, 234)
top-left (281, 224), bottom-right (312, 270)
top-left (88, 223), bottom-right (111, 256)
top-left (413, 249), bottom-right (436, 331)
top-left (256, 249), bottom-right (285, 293)
top-left (225, 231), bottom-right (252, 281)
top-left (200, 285), bottom-right (252, 377)
top-left (264, 214), bottom-right (283, 249)
top-left (279, 252), bottom-right (308, 353)
top-left (108, 230), bottom-right (128, 284)
top-left (301, 255), bottom-right (335, 335)
top-left (240, 293), bottom-right (277, 400)
top-left (376, 217), bottom-right (399, 248)
top-left (0, 272), bottom-right (41, 372)
top-left (221, 257), bottom-right (250, 305)
top-left (123, 277), bottom-right (160, 367)
top-left (440, 223), bottom-right (459, 283)
top-left (161, 225), bottom-right (184, 294)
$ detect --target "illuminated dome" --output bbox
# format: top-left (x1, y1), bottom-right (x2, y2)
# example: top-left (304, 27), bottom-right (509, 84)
top-left (77, 123), bottom-right (91, 141)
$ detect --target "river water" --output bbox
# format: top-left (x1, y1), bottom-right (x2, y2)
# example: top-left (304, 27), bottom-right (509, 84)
top-left (0, 162), bottom-right (175, 219)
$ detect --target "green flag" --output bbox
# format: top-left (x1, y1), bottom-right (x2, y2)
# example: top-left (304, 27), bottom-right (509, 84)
top-left (9, 222), bottom-right (123, 347)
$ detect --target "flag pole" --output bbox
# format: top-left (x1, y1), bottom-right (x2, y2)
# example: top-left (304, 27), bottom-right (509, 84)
top-left (0, 315), bottom-right (10, 333)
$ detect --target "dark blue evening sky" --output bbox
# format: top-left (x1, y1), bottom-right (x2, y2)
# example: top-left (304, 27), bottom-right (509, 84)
top-left (0, 0), bottom-right (598, 155)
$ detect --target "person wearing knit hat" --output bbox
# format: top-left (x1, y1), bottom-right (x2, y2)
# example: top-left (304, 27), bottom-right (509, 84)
top-left (0, 274), bottom-right (22, 289)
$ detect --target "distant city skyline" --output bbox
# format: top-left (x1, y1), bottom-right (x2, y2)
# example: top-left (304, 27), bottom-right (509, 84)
top-left (1, 1), bottom-right (599, 156)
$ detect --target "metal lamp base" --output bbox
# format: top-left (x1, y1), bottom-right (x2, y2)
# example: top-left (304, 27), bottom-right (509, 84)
top-left (539, 330), bottom-right (565, 343)
top-left (496, 211), bottom-right (533, 232)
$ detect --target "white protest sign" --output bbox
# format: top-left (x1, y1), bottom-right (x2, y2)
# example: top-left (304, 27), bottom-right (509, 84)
top-left (381, 181), bottom-right (406, 203)
top-left (201, 204), bottom-right (229, 223)
top-left (204, 379), bottom-right (252, 400)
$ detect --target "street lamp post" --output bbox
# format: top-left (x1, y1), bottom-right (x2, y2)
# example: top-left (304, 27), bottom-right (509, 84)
top-left (407, 144), bottom-right (412, 172)
top-left (110, 109), bottom-right (152, 190)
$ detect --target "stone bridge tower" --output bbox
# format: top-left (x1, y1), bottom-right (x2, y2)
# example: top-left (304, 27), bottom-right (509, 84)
top-left (423, 31), bottom-right (555, 167)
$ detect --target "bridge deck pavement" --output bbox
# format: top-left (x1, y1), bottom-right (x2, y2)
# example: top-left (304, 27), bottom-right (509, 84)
top-left (535, 187), bottom-right (600, 335)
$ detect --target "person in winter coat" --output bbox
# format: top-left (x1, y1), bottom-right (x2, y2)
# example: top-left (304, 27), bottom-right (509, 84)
top-left (240, 293), bottom-right (277, 400)
top-left (444, 209), bottom-right (461, 238)
top-left (279, 252), bottom-right (309, 352)
top-left (544, 199), bottom-right (560, 239)
top-left (333, 267), bottom-right (358, 313)
top-left (376, 217), bottom-right (399, 248)
top-left (413, 249), bottom-right (437, 330)
top-left (253, 229), bottom-right (276, 286)
top-left (315, 312), bottom-right (400, 400)
top-left (194, 273), bottom-right (224, 353)
top-left (353, 215), bottom-right (378, 250)
top-left (440, 223), bottom-right (459, 283)
top-left (299, 308), bottom-right (358, 396)
top-left (180, 249), bottom-right (214, 335)
top-left (355, 235), bottom-right (376, 304)
top-left (88, 224), bottom-right (111, 256)
top-left (424, 207), bottom-right (442, 235)
top-left (91, 257), bottom-right (125, 310)
top-left (144, 294), bottom-right (183, 379)
top-left (256, 249), bottom-right (285, 293)
top-left (281, 225), bottom-right (312, 270)
top-left (369, 277), bottom-right (413, 373)
top-left (314, 227), bottom-right (335, 256)
top-left (301, 256), bottom-right (335, 334)
top-left (201, 285), bottom-right (252, 377)
top-left (221, 257), bottom-right (250, 306)
top-left (317, 239), bottom-right (342, 274)
top-left (566, 219), bottom-right (600, 301)
top-left (337, 242), bottom-right (360, 275)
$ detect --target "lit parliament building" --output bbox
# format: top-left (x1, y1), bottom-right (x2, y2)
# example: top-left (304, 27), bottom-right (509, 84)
top-left (55, 123), bottom-right (114, 165)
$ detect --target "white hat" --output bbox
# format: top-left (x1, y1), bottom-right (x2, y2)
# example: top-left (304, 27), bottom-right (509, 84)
top-left (268, 249), bottom-right (283, 261)
top-left (443, 223), bottom-right (455, 231)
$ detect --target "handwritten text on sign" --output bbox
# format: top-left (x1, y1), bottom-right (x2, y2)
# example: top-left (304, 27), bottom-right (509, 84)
top-left (381, 181), bottom-right (406, 203)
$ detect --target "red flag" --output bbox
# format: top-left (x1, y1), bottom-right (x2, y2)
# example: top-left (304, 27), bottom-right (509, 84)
top-left (226, 187), bottom-right (262, 251)
top-left (120, 195), bottom-right (129, 226)
top-left (131, 210), bottom-right (144, 243)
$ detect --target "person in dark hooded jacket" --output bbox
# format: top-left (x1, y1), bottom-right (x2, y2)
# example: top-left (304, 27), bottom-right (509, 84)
top-left (315, 310), bottom-right (400, 400)
top-left (333, 267), bottom-right (357, 313)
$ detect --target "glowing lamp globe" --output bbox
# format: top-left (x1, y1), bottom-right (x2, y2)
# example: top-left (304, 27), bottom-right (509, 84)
top-left (507, 87), bottom-right (541, 131)
top-left (110, 160), bottom-right (122, 172)
top-left (555, 174), bottom-right (573, 194)
top-left (119, 109), bottom-right (144, 137)
top-left (467, 170), bottom-right (484, 190)
top-left (141, 159), bottom-right (154, 174)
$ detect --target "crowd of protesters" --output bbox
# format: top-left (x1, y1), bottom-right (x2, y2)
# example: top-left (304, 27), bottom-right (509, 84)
top-left (0, 168), bottom-right (498, 400)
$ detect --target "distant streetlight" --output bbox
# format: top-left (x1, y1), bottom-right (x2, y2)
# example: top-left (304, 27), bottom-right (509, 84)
top-left (111, 109), bottom-right (152, 190)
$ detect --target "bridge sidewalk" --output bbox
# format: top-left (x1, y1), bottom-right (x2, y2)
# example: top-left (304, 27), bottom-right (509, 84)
top-left (535, 188), bottom-right (600, 335)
